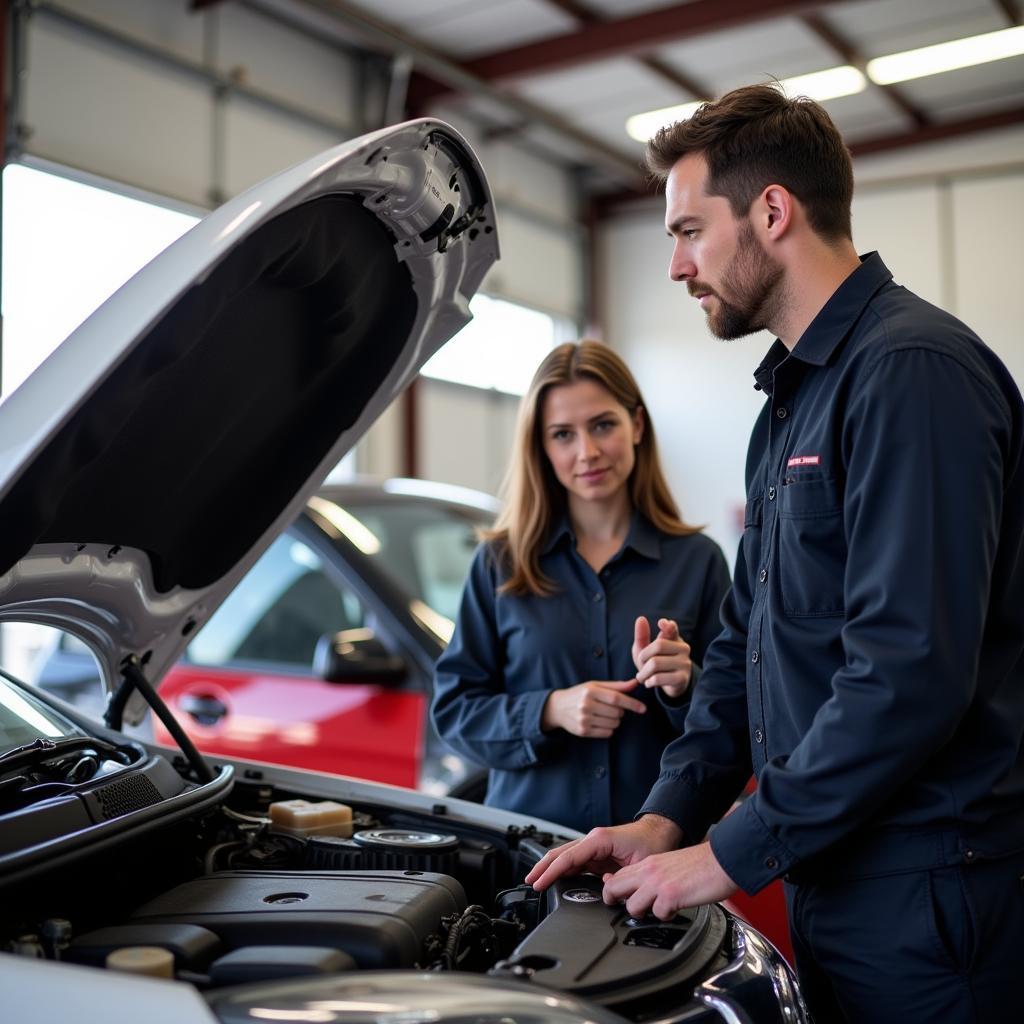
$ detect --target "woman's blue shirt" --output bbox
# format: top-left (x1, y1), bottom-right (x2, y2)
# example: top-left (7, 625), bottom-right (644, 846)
top-left (431, 514), bottom-right (730, 833)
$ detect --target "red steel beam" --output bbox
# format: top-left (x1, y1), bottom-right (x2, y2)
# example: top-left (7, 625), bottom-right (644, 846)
top-left (848, 103), bottom-right (1024, 156)
top-left (801, 12), bottom-right (930, 129)
top-left (410, 0), bottom-right (840, 107)
top-left (994, 0), bottom-right (1020, 26)
top-left (460, 0), bottom-right (838, 83)
top-left (538, 0), bottom-right (709, 98)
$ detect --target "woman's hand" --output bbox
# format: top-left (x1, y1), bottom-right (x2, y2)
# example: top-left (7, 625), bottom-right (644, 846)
top-left (632, 617), bottom-right (692, 700)
top-left (542, 679), bottom-right (647, 738)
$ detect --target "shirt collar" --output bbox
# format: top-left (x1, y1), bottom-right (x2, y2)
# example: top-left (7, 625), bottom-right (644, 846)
top-left (542, 515), bottom-right (574, 555)
top-left (753, 252), bottom-right (893, 393)
top-left (623, 510), bottom-right (661, 560)
top-left (541, 509), bottom-right (662, 561)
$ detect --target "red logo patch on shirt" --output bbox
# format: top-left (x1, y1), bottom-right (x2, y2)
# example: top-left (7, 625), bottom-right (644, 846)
top-left (786, 454), bottom-right (821, 468)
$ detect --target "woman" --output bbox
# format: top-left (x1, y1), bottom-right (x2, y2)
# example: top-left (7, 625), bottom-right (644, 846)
top-left (431, 340), bottom-right (730, 833)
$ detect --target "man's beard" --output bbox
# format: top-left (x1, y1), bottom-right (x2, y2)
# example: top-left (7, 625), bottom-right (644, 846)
top-left (692, 222), bottom-right (785, 340)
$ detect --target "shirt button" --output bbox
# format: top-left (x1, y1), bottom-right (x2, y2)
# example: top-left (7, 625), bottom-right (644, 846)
top-left (776, 407), bottom-right (788, 420)
top-left (754, 728), bottom-right (763, 744)
top-left (768, 486), bottom-right (776, 501)
top-left (751, 651), bottom-right (759, 664)
top-left (593, 646), bottom-right (604, 658)
top-left (765, 856), bottom-right (779, 870)
top-left (593, 591), bottom-right (603, 603)
top-left (600, 568), bottom-right (610, 579)
top-left (594, 766), bottom-right (607, 779)
top-left (759, 568), bottom-right (768, 583)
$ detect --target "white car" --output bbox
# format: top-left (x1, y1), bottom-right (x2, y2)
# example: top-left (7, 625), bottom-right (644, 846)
top-left (0, 118), bottom-right (808, 1024)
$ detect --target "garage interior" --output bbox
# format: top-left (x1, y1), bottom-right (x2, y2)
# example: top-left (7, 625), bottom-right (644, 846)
top-left (0, 3), bottom-right (1022, 1011)
top-left (3, 0), bottom-right (1020, 552)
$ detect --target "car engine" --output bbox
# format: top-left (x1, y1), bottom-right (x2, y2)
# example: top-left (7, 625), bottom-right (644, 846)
top-left (0, 730), bottom-right (746, 1021)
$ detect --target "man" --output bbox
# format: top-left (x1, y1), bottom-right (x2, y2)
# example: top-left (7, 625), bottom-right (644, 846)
top-left (526, 83), bottom-right (1024, 1023)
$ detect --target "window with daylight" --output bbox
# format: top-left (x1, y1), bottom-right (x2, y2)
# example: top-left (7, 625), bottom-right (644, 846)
top-left (1, 163), bottom-right (200, 400)
top-left (420, 292), bottom-right (574, 396)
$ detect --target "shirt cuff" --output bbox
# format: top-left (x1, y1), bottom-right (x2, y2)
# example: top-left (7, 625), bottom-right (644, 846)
top-left (516, 690), bottom-right (560, 764)
top-left (654, 663), bottom-right (699, 717)
top-left (709, 796), bottom-right (796, 896)
top-left (637, 772), bottom-right (709, 843)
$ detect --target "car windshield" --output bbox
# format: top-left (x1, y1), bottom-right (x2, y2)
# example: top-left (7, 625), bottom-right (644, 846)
top-left (0, 673), bottom-right (84, 752)
top-left (341, 498), bottom-right (488, 625)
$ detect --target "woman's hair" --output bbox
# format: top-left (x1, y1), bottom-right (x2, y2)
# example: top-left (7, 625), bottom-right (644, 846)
top-left (486, 339), bottom-right (699, 596)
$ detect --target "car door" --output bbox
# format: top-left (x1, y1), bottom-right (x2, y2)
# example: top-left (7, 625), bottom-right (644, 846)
top-left (155, 528), bottom-right (426, 787)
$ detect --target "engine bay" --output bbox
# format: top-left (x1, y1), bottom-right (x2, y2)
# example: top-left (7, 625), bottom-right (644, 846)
top-left (0, 731), bottom-right (734, 1021)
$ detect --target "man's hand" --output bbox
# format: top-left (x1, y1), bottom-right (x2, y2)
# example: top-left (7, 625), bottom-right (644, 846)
top-left (633, 617), bottom-right (693, 699)
top-left (525, 814), bottom-right (683, 890)
top-left (541, 679), bottom-right (647, 738)
top-left (601, 841), bottom-right (738, 920)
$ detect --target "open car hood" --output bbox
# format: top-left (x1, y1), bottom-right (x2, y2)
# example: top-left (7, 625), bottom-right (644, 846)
top-left (0, 119), bottom-right (498, 708)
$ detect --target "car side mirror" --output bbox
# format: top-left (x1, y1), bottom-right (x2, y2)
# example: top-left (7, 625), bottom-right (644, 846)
top-left (313, 628), bottom-right (408, 686)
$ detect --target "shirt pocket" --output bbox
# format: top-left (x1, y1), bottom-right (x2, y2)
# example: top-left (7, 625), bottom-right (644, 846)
top-left (778, 474), bottom-right (846, 617)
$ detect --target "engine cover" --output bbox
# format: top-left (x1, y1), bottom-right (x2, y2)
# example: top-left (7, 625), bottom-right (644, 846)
top-left (129, 870), bottom-right (466, 969)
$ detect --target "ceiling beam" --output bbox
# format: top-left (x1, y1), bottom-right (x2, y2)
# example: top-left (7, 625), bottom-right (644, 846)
top-left (410, 0), bottom-right (841, 108)
top-left (994, 0), bottom-right (1021, 25)
top-left (453, 0), bottom-right (840, 83)
top-left (538, 0), bottom-right (709, 98)
top-left (801, 12), bottom-right (930, 129)
top-left (292, 0), bottom-right (645, 187)
top-left (592, 105), bottom-right (1024, 215)
top-left (848, 103), bottom-right (1024, 157)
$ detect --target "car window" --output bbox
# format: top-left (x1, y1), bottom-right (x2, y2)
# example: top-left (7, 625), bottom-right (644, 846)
top-left (344, 502), bottom-right (485, 623)
top-left (185, 533), bottom-right (364, 671)
top-left (1, 621), bottom-right (154, 736)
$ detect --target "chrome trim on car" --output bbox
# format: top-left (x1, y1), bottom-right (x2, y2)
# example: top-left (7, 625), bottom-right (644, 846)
top-left (646, 915), bottom-right (810, 1024)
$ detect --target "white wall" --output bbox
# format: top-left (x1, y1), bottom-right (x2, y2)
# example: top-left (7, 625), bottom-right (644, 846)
top-left (417, 379), bottom-right (520, 496)
top-left (598, 126), bottom-right (1024, 559)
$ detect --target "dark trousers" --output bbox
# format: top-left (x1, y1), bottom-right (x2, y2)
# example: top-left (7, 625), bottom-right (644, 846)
top-left (784, 849), bottom-right (1024, 1024)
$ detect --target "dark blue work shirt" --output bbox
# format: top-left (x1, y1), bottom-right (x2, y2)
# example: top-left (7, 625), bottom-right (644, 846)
top-left (642, 253), bottom-right (1024, 895)
top-left (432, 514), bottom-right (730, 833)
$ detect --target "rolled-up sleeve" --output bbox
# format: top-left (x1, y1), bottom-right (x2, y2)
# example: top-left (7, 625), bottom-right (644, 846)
top-left (431, 545), bottom-right (556, 771)
top-left (711, 346), bottom-right (1010, 894)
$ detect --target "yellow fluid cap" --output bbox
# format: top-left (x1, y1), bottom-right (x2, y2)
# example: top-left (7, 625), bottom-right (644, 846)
top-left (105, 945), bottom-right (174, 978)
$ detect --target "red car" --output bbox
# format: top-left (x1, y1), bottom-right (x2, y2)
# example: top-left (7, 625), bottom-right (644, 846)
top-left (35, 478), bottom-right (498, 797)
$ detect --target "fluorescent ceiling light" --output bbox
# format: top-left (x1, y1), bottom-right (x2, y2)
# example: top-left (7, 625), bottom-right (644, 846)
top-left (625, 25), bottom-right (1024, 144)
top-left (868, 24), bottom-right (1024, 85)
top-left (781, 65), bottom-right (867, 102)
top-left (626, 101), bottom-right (704, 144)
top-left (625, 66), bottom-right (865, 142)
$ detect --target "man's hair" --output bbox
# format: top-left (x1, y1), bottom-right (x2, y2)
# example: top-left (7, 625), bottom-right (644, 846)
top-left (645, 82), bottom-right (854, 242)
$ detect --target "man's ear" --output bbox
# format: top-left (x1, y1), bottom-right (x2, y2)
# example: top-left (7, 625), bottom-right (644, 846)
top-left (759, 184), bottom-right (794, 240)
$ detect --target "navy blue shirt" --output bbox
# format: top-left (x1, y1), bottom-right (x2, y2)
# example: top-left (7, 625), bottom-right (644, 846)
top-left (642, 253), bottom-right (1024, 895)
top-left (432, 514), bottom-right (730, 833)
